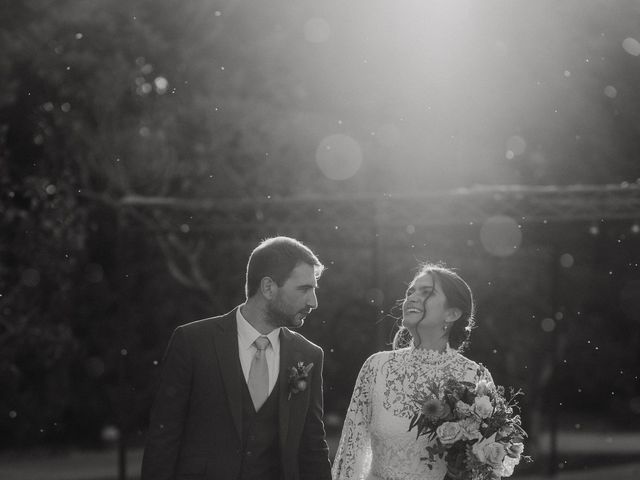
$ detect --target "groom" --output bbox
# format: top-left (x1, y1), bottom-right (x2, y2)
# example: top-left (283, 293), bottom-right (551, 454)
top-left (141, 236), bottom-right (332, 480)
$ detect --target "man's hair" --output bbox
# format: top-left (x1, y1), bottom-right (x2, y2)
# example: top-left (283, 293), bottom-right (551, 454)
top-left (245, 236), bottom-right (324, 298)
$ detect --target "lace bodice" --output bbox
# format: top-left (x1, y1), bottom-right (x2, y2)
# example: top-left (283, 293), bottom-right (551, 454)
top-left (332, 346), bottom-right (493, 480)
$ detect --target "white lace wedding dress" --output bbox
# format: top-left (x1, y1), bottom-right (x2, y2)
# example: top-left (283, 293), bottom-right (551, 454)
top-left (332, 345), bottom-right (493, 480)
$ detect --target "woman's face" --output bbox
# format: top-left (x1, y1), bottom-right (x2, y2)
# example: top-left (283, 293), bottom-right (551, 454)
top-left (402, 272), bottom-right (450, 333)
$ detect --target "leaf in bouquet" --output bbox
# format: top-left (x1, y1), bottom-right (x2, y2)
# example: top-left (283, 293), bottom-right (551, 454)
top-left (409, 413), bottom-right (420, 432)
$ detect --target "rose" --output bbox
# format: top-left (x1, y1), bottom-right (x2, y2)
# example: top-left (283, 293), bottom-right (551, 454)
top-left (506, 442), bottom-right (524, 459)
top-left (475, 379), bottom-right (494, 397)
top-left (459, 416), bottom-right (482, 440)
top-left (455, 400), bottom-right (473, 416)
top-left (498, 424), bottom-right (514, 437)
top-left (473, 395), bottom-right (493, 419)
top-left (436, 421), bottom-right (463, 445)
top-left (472, 434), bottom-right (507, 467)
top-left (288, 362), bottom-right (313, 399)
top-left (421, 398), bottom-right (451, 420)
top-left (500, 451), bottom-right (521, 477)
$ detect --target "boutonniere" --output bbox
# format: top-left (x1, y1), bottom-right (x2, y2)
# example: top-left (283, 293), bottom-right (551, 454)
top-left (288, 361), bottom-right (314, 400)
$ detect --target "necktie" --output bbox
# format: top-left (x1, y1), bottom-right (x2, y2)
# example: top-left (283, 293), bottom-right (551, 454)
top-left (248, 336), bottom-right (270, 410)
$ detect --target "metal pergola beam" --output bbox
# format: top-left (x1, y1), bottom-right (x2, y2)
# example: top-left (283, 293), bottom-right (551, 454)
top-left (119, 183), bottom-right (640, 228)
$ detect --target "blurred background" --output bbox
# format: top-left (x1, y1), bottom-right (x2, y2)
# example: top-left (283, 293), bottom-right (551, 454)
top-left (1, 0), bottom-right (640, 479)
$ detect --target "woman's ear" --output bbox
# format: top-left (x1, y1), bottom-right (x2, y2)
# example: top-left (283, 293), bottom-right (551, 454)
top-left (260, 276), bottom-right (277, 300)
top-left (446, 307), bottom-right (462, 323)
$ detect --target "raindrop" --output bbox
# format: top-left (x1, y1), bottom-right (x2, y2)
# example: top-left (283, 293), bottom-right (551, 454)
top-left (588, 225), bottom-right (599, 236)
top-left (564, 70), bottom-right (571, 77)
top-left (631, 224), bottom-right (640, 234)
top-left (180, 224), bottom-right (190, 233)
top-left (406, 225), bottom-right (415, 235)
top-left (541, 317), bottom-right (555, 332)
top-left (154, 76), bottom-right (169, 94)
top-left (604, 85), bottom-right (618, 99)
top-left (140, 83), bottom-right (152, 95)
top-left (479, 215), bottom-right (522, 257)
top-left (214, 10), bottom-right (222, 16)
top-left (315, 134), bottom-right (363, 180)
top-left (622, 37), bottom-right (640, 56)
top-left (559, 253), bottom-right (574, 268)
top-left (139, 126), bottom-right (150, 137)
top-left (365, 288), bottom-right (384, 307)
top-left (61, 103), bottom-right (71, 112)
top-left (141, 63), bottom-right (153, 75)
top-left (304, 17), bottom-right (331, 43)
top-left (9, 411), bottom-right (17, 419)
top-left (120, 348), bottom-right (128, 356)
top-left (101, 425), bottom-right (120, 442)
top-left (43, 102), bottom-right (54, 112)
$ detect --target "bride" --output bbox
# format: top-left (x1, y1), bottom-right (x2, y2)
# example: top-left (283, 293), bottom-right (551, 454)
top-left (332, 263), bottom-right (495, 480)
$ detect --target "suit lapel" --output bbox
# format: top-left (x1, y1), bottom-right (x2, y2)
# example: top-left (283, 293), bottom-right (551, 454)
top-left (278, 328), bottom-right (295, 450)
top-left (213, 309), bottom-right (243, 441)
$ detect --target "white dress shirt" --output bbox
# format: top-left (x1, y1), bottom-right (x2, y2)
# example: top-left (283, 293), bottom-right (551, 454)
top-left (236, 306), bottom-right (281, 395)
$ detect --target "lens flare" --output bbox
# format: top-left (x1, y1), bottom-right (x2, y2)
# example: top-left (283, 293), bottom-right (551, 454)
top-left (315, 134), bottom-right (363, 180)
top-left (304, 17), bottom-right (331, 44)
top-left (480, 215), bottom-right (522, 257)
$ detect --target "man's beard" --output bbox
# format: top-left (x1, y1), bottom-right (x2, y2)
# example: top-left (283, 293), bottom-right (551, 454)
top-left (267, 298), bottom-right (308, 329)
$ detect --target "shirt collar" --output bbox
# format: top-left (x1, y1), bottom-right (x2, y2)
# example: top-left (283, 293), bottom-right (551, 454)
top-left (236, 305), bottom-right (281, 351)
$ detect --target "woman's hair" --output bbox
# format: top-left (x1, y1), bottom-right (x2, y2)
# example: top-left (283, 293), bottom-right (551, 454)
top-left (392, 262), bottom-right (476, 351)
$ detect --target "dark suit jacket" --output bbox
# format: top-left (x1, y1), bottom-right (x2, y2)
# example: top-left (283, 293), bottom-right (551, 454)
top-left (141, 308), bottom-right (332, 480)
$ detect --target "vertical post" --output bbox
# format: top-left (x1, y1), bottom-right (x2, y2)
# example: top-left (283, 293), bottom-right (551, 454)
top-left (118, 349), bottom-right (127, 480)
top-left (373, 198), bottom-right (387, 350)
top-left (547, 244), bottom-right (561, 478)
top-left (116, 210), bottom-right (127, 480)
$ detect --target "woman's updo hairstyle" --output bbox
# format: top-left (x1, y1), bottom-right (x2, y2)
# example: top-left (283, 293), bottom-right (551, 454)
top-left (392, 263), bottom-right (476, 352)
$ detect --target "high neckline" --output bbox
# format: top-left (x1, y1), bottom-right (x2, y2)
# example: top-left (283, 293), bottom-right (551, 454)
top-left (408, 343), bottom-right (456, 363)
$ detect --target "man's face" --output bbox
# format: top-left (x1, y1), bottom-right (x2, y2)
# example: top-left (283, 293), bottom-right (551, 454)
top-left (267, 262), bottom-right (319, 329)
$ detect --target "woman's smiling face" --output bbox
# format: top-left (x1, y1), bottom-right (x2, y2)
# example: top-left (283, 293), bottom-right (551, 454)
top-left (402, 272), bottom-right (450, 332)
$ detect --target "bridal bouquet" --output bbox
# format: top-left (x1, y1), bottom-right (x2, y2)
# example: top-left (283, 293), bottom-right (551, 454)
top-left (408, 375), bottom-right (529, 480)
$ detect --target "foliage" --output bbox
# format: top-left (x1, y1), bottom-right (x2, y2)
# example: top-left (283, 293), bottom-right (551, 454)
top-left (409, 375), bottom-right (529, 479)
top-left (1, 0), bottom-right (640, 449)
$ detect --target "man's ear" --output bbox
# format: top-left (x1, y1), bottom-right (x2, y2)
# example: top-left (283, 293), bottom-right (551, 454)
top-left (260, 276), bottom-right (277, 300)
top-left (446, 307), bottom-right (462, 324)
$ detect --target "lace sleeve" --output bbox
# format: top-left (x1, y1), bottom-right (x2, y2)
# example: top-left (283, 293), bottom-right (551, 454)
top-left (479, 363), bottom-right (495, 385)
top-left (331, 354), bottom-right (378, 480)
